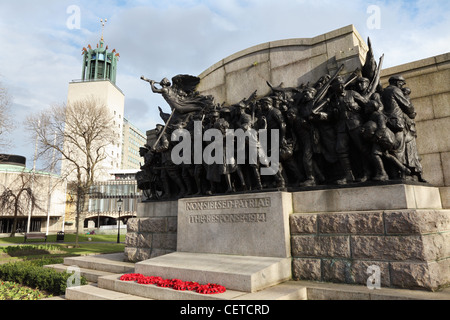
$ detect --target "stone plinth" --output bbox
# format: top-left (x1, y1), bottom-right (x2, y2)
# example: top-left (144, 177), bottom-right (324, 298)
top-left (125, 200), bottom-right (178, 262)
top-left (177, 192), bottom-right (292, 258)
top-left (290, 185), bottom-right (450, 291)
top-left (292, 184), bottom-right (442, 213)
top-left (134, 252), bottom-right (292, 293)
top-left (136, 200), bottom-right (178, 218)
top-left (125, 184), bottom-right (449, 292)
top-left (130, 192), bottom-right (294, 293)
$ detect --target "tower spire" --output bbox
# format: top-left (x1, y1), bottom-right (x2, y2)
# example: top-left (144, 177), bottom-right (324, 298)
top-left (81, 18), bottom-right (119, 84)
top-left (100, 18), bottom-right (107, 41)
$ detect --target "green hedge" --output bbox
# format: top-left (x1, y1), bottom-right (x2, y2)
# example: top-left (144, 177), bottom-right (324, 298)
top-left (0, 259), bottom-right (87, 295)
top-left (0, 245), bottom-right (62, 257)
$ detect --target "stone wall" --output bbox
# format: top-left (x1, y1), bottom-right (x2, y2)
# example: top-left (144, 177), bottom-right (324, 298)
top-left (124, 201), bottom-right (178, 262)
top-left (197, 24), bottom-right (367, 106)
top-left (196, 25), bottom-right (449, 209)
top-left (125, 217), bottom-right (177, 262)
top-left (126, 185), bottom-right (449, 291)
top-left (290, 209), bottom-right (450, 291)
top-left (380, 53), bottom-right (450, 208)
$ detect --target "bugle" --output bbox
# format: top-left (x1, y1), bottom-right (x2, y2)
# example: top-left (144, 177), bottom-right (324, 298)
top-left (140, 76), bottom-right (160, 84)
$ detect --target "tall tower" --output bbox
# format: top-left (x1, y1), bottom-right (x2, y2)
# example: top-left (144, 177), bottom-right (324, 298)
top-left (81, 19), bottom-right (119, 84)
top-left (62, 19), bottom-right (125, 182)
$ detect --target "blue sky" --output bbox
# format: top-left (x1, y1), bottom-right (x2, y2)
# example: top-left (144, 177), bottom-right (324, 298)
top-left (0, 0), bottom-right (449, 171)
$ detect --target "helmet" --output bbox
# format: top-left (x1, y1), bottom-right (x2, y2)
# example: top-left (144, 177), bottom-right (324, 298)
top-left (389, 75), bottom-right (406, 83)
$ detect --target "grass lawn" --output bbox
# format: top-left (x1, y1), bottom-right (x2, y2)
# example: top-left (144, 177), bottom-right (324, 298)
top-left (0, 234), bottom-right (127, 300)
top-left (0, 233), bottom-right (126, 245)
top-left (0, 234), bottom-right (126, 264)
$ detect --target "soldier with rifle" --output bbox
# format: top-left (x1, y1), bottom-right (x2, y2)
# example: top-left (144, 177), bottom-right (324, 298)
top-left (152, 124), bottom-right (187, 199)
top-left (293, 65), bottom-right (344, 186)
top-left (329, 76), bottom-right (375, 184)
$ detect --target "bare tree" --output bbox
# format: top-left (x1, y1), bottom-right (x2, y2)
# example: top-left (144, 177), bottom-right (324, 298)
top-left (25, 96), bottom-right (115, 246)
top-left (0, 171), bottom-right (41, 237)
top-left (0, 81), bottom-right (13, 149)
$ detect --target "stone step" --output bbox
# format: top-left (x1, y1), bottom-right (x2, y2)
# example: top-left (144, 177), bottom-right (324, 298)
top-left (98, 274), bottom-right (244, 300)
top-left (62, 253), bottom-right (135, 274)
top-left (233, 282), bottom-right (308, 300)
top-left (62, 277), bottom-right (450, 301)
top-left (43, 264), bottom-right (118, 283)
top-left (134, 252), bottom-right (292, 293)
top-left (296, 280), bottom-right (450, 300)
top-left (65, 284), bottom-right (152, 300)
top-left (61, 273), bottom-right (450, 301)
top-left (97, 274), bottom-right (307, 300)
top-left (54, 253), bottom-right (450, 301)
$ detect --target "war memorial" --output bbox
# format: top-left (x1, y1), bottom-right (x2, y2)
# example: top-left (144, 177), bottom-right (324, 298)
top-left (61, 25), bottom-right (449, 300)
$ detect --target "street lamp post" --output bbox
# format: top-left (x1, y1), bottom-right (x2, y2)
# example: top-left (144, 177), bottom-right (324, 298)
top-left (117, 198), bottom-right (123, 244)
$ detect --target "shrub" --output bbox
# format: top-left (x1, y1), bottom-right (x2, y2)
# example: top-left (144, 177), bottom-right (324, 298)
top-left (0, 260), bottom-right (87, 296)
top-left (1, 245), bottom-right (64, 257)
top-left (27, 257), bottom-right (65, 267)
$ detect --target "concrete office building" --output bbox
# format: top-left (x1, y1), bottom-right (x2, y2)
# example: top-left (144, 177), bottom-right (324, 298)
top-left (61, 31), bottom-right (125, 182)
top-left (121, 118), bottom-right (147, 170)
top-left (0, 155), bottom-right (66, 234)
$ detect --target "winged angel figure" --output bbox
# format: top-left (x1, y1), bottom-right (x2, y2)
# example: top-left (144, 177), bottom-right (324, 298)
top-left (141, 74), bottom-right (214, 125)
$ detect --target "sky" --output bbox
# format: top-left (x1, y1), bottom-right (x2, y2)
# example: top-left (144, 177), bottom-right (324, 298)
top-left (0, 0), bottom-right (449, 172)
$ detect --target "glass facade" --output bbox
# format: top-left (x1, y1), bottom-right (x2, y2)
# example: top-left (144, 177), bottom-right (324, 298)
top-left (88, 181), bottom-right (139, 214)
top-left (121, 118), bottom-right (146, 170)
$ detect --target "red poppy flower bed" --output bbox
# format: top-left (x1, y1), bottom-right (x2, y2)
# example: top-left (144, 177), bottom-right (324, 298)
top-left (119, 273), bottom-right (226, 294)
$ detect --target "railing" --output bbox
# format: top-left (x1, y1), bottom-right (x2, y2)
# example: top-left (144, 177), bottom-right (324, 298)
top-left (83, 211), bottom-right (136, 219)
top-left (70, 78), bottom-right (123, 95)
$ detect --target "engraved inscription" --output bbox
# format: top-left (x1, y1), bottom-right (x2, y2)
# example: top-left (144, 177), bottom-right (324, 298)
top-left (189, 213), bottom-right (267, 224)
top-left (185, 198), bottom-right (271, 211)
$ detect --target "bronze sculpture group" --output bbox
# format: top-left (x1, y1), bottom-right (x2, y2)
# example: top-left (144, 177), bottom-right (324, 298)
top-left (136, 41), bottom-right (426, 201)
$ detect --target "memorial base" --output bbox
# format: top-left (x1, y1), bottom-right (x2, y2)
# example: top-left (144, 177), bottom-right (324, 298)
top-left (125, 184), bottom-right (449, 292)
top-left (290, 184), bottom-right (449, 292)
top-left (135, 252), bottom-right (292, 293)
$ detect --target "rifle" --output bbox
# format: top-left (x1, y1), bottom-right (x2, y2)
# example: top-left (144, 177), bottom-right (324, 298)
top-left (311, 64), bottom-right (344, 114)
top-left (244, 90), bottom-right (258, 105)
top-left (151, 109), bottom-right (175, 150)
top-left (364, 54), bottom-right (384, 99)
top-left (343, 68), bottom-right (360, 88)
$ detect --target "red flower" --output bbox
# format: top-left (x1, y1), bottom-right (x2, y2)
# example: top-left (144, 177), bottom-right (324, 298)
top-left (196, 283), bottom-right (226, 294)
top-left (119, 273), bottom-right (226, 294)
top-left (120, 273), bottom-right (143, 281)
